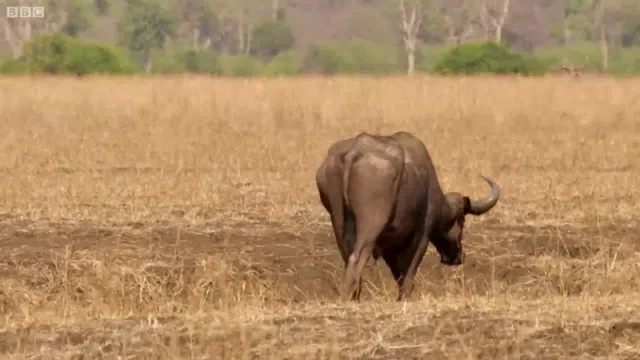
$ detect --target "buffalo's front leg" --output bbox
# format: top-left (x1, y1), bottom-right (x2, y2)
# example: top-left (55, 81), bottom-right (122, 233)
top-left (381, 245), bottom-right (412, 301)
top-left (398, 210), bottom-right (434, 301)
top-left (383, 230), bottom-right (425, 301)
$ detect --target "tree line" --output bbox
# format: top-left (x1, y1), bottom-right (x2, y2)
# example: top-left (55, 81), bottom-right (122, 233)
top-left (1, 0), bottom-right (640, 76)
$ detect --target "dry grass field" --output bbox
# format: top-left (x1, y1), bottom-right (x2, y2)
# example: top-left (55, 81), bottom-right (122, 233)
top-left (0, 74), bottom-right (639, 359)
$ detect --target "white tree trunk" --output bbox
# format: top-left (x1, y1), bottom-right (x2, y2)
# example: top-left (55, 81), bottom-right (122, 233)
top-left (483, 0), bottom-right (511, 43)
top-left (237, 19), bottom-right (245, 54)
top-left (1, 18), bottom-right (32, 58)
top-left (400, 0), bottom-right (422, 76)
top-left (599, 26), bottom-right (609, 70)
top-left (407, 50), bottom-right (415, 75)
top-left (272, 0), bottom-right (280, 19)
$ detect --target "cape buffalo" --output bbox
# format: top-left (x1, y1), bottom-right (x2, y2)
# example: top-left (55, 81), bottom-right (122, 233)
top-left (315, 131), bottom-right (500, 301)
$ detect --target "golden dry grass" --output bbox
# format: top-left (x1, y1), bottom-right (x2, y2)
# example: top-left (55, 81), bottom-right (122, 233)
top-left (0, 74), bottom-right (639, 359)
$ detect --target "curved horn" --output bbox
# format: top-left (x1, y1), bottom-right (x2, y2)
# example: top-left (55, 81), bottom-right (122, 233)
top-left (465, 175), bottom-right (500, 215)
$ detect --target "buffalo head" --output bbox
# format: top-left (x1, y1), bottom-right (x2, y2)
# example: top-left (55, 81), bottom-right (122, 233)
top-left (432, 176), bottom-right (500, 266)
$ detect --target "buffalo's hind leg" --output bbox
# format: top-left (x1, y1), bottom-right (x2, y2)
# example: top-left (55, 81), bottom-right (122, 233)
top-left (341, 161), bottom-right (398, 302)
top-left (341, 214), bottom-right (388, 302)
top-left (317, 157), bottom-right (351, 266)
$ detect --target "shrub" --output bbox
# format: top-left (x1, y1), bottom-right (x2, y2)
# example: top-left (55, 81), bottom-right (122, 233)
top-left (343, 40), bottom-right (400, 74)
top-left (415, 44), bottom-right (450, 72)
top-left (153, 48), bottom-right (223, 74)
top-left (536, 43), bottom-right (640, 75)
top-left (301, 44), bottom-right (351, 75)
top-left (0, 57), bottom-right (29, 74)
top-left (302, 40), bottom-right (401, 75)
top-left (264, 51), bottom-right (301, 76)
top-left (609, 47), bottom-right (640, 75)
top-left (220, 55), bottom-right (264, 77)
top-left (21, 32), bottom-right (137, 74)
top-left (434, 41), bottom-right (547, 75)
top-left (535, 42), bottom-right (603, 71)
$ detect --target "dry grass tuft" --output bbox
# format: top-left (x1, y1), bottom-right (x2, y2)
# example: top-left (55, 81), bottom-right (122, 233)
top-left (0, 74), bottom-right (639, 358)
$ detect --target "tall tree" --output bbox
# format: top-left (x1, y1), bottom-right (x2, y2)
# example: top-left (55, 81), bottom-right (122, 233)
top-left (480, 0), bottom-right (512, 42)
top-left (93, 0), bottom-right (110, 15)
top-left (214, 0), bottom-right (268, 55)
top-left (587, 0), bottom-right (636, 69)
top-left (398, 0), bottom-right (423, 75)
top-left (1, 0), bottom-right (34, 57)
top-left (250, 15), bottom-right (295, 61)
top-left (62, 0), bottom-right (94, 37)
top-left (171, 0), bottom-right (219, 50)
top-left (438, 0), bottom-right (480, 45)
top-left (118, 0), bottom-right (177, 72)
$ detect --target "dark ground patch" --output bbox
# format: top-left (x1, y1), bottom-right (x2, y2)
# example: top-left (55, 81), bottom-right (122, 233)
top-left (0, 221), bottom-right (638, 302)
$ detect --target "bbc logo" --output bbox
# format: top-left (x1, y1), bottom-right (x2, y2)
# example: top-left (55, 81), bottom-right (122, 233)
top-left (6, 6), bottom-right (45, 18)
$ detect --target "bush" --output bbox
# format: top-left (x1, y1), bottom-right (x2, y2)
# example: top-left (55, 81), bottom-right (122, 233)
top-left (302, 40), bottom-right (401, 75)
top-left (535, 42), bottom-right (603, 71)
top-left (609, 47), bottom-right (640, 75)
top-left (20, 32), bottom-right (137, 74)
top-left (0, 57), bottom-right (29, 74)
top-left (415, 44), bottom-right (450, 72)
top-left (264, 51), bottom-right (301, 76)
top-left (344, 40), bottom-right (400, 74)
top-left (153, 48), bottom-right (223, 74)
top-left (220, 55), bottom-right (264, 77)
top-left (301, 44), bottom-right (351, 75)
top-left (434, 41), bottom-right (547, 75)
top-left (536, 43), bottom-right (640, 75)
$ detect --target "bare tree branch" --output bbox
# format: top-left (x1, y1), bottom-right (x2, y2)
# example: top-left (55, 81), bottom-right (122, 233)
top-left (481, 0), bottom-right (511, 42)
top-left (399, 0), bottom-right (423, 75)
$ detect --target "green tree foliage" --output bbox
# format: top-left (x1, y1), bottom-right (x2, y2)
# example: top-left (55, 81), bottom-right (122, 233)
top-left (434, 41), bottom-right (548, 75)
top-left (622, 19), bottom-right (640, 47)
top-left (302, 40), bottom-right (401, 75)
top-left (63, 0), bottom-right (94, 37)
top-left (12, 32), bottom-right (138, 74)
top-left (93, 0), bottom-right (111, 15)
top-left (118, 0), bottom-right (177, 71)
top-left (153, 47), bottom-right (223, 74)
top-left (172, 0), bottom-right (220, 49)
top-left (250, 19), bottom-right (295, 61)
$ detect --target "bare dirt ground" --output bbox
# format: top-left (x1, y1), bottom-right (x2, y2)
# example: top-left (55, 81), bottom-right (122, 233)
top-left (0, 75), bottom-right (639, 359)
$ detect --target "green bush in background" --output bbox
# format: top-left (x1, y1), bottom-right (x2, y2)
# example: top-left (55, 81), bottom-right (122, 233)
top-left (153, 47), bottom-right (223, 74)
top-left (434, 41), bottom-right (548, 75)
top-left (301, 40), bottom-right (401, 75)
top-left (537, 42), bottom-right (640, 75)
top-left (264, 51), bottom-right (302, 76)
top-left (1, 32), bottom-right (638, 77)
top-left (220, 54), bottom-right (264, 77)
top-left (301, 43), bottom-right (351, 75)
top-left (1, 32), bottom-right (138, 75)
top-left (0, 57), bottom-right (29, 74)
top-left (536, 42), bottom-right (603, 71)
top-left (415, 44), bottom-right (450, 73)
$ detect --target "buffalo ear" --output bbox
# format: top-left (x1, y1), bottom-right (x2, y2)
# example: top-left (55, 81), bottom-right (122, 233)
top-left (445, 193), bottom-right (466, 223)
